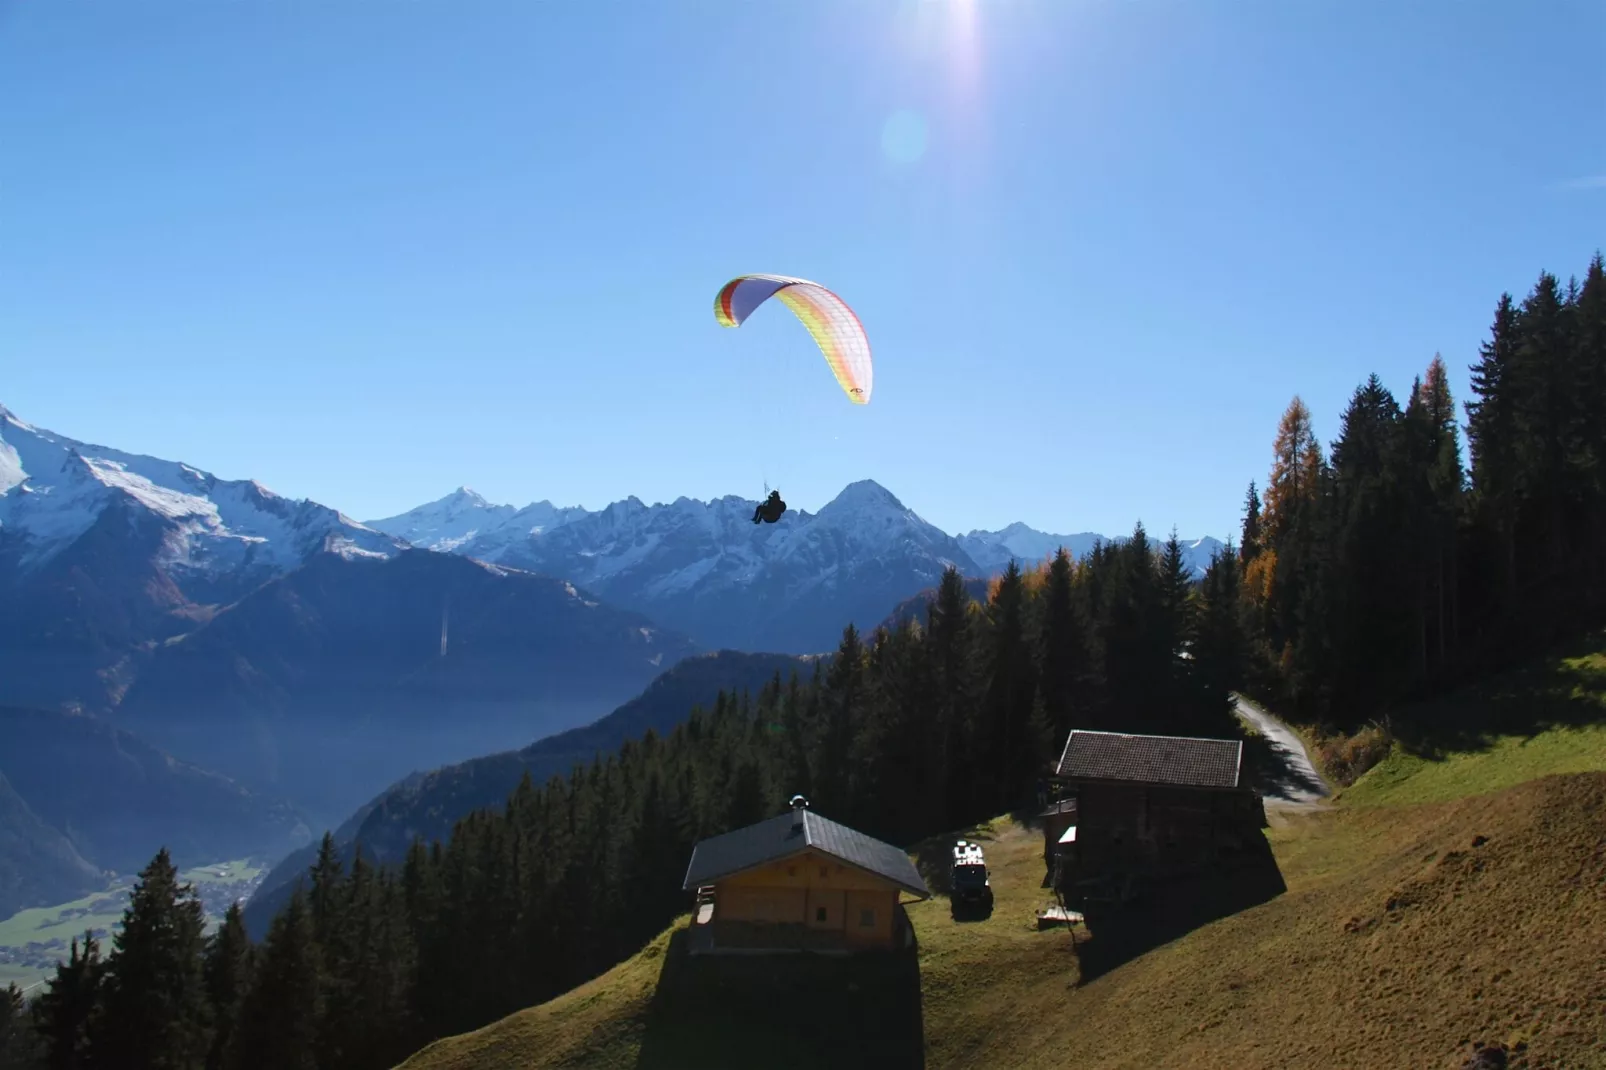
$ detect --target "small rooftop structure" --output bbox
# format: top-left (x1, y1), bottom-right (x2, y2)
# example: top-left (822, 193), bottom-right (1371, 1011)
top-left (1055, 729), bottom-right (1244, 790)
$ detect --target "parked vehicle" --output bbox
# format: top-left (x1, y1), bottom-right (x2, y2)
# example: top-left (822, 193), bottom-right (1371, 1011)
top-left (950, 840), bottom-right (994, 912)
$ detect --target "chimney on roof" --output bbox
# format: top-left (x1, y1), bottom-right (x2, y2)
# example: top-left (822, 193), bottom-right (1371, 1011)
top-left (788, 794), bottom-right (809, 831)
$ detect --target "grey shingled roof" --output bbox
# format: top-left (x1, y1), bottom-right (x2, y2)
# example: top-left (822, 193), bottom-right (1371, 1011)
top-left (1055, 729), bottom-right (1244, 789)
top-left (681, 809), bottom-right (930, 898)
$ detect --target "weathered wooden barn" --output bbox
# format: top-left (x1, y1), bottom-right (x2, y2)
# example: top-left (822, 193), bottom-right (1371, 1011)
top-left (1043, 729), bottom-right (1267, 901)
top-left (683, 796), bottom-right (930, 955)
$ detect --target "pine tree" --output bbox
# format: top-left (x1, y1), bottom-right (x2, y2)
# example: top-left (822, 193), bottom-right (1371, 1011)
top-left (1239, 482), bottom-right (1263, 564)
top-left (31, 932), bottom-right (103, 1070)
top-left (813, 624), bottom-right (866, 819)
top-left (1575, 252), bottom-right (1606, 607)
top-left (89, 849), bottom-right (211, 1070)
top-left (2, 981), bottom-right (45, 1069)
top-left (1326, 374), bottom-right (1412, 713)
top-left (1402, 356), bottom-right (1465, 682)
top-left (1509, 272), bottom-right (1576, 583)
top-left (1466, 292), bottom-right (1522, 612)
top-left (230, 891), bottom-right (320, 1070)
top-left (982, 561), bottom-right (1038, 812)
top-left (1157, 530), bottom-right (1200, 732)
top-left (307, 832), bottom-right (343, 951)
top-left (927, 567), bottom-right (982, 826)
top-left (1101, 522), bottom-right (1169, 728)
top-left (857, 620), bottom-right (933, 844)
top-left (1036, 547), bottom-right (1093, 745)
top-left (201, 904), bottom-right (252, 1070)
top-left (1191, 544), bottom-right (1247, 729)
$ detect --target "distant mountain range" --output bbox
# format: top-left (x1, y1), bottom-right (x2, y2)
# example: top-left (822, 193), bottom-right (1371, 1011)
top-left (0, 405), bottom-right (700, 832)
top-left (369, 486), bottom-right (1225, 654)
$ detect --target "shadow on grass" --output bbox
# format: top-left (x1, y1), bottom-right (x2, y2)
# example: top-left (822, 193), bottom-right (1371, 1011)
top-left (635, 925), bottom-right (925, 1070)
top-left (1392, 630), bottom-right (1606, 761)
top-left (949, 895), bottom-right (995, 923)
top-left (1072, 835), bottom-right (1287, 986)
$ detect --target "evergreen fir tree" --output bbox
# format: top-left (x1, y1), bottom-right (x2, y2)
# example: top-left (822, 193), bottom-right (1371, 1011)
top-left (89, 849), bottom-right (211, 1070)
top-left (927, 567), bottom-right (982, 826)
top-left (2, 981), bottom-right (44, 1069)
top-left (813, 624), bottom-right (866, 818)
top-left (306, 832), bottom-right (343, 951)
top-left (1466, 291), bottom-right (1521, 611)
top-left (1157, 529), bottom-right (1200, 732)
top-left (1239, 482), bottom-right (1263, 564)
top-left (201, 904), bottom-right (252, 1070)
top-left (31, 932), bottom-right (103, 1070)
top-left (1035, 547), bottom-right (1081, 744)
top-left (1191, 545), bottom-right (1247, 728)
top-left (230, 891), bottom-right (321, 1070)
top-left (981, 561), bottom-right (1038, 812)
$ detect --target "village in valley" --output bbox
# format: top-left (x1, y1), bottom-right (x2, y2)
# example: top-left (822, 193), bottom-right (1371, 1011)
top-left (0, 860), bottom-right (267, 985)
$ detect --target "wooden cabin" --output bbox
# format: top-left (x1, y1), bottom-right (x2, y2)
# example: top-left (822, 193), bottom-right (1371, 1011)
top-left (682, 796), bottom-right (930, 956)
top-left (1044, 729), bottom-right (1267, 898)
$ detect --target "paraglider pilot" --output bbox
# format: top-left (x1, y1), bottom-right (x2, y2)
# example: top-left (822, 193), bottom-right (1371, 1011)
top-left (752, 490), bottom-right (786, 525)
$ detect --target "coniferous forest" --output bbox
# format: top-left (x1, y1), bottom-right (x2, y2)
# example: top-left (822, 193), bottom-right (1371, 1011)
top-left (2, 255), bottom-right (1602, 1070)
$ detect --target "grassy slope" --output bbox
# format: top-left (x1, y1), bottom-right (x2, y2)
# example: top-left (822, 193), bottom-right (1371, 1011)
top-left (399, 639), bottom-right (1606, 1070)
top-left (1340, 636), bottom-right (1606, 808)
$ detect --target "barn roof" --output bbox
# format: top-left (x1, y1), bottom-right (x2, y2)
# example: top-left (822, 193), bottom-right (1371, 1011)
top-left (681, 808), bottom-right (930, 899)
top-left (1055, 729), bottom-right (1244, 790)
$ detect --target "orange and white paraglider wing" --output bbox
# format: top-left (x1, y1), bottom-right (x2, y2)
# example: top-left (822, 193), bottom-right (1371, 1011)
top-left (714, 274), bottom-right (872, 404)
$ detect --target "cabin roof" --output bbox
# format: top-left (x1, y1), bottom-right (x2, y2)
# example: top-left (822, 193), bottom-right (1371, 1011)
top-left (1055, 729), bottom-right (1244, 790)
top-left (682, 808), bottom-right (930, 898)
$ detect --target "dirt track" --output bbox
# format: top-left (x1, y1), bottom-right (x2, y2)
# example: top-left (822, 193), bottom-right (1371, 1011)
top-left (1233, 693), bottom-right (1331, 809)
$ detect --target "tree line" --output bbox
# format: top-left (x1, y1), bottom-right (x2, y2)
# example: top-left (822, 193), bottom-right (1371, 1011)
top-left (1240, 253), bottom-right (1606, 726)
top-left (3, 251), bottom-right (1601, 1069)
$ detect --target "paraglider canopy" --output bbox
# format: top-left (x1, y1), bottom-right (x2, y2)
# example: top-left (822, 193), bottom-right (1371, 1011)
top-left (713, 274), bottom-right (873, 405)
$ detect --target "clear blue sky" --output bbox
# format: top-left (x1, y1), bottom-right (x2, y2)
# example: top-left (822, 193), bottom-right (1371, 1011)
top-left (2, 0), bottom-right (1603, 540)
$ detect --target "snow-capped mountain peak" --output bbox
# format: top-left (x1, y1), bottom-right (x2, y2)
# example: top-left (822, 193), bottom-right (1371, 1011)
top-left (0, 402), bottom-right (403, 579)
top-left (368, 472), bottom-right (1228, 653)
top-left (815, 478), bottom-right (908, 520)
top-left (366, 488), bottom-right (588, 554)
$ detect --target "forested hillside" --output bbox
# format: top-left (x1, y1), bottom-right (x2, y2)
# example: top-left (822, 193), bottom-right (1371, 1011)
top-left (1241, 256), bottom-right (1606, 728)
top-left (3, 254), bottom-right (1602, 1070)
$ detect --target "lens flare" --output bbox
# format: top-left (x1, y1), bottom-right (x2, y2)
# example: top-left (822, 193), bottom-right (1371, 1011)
top-left (881, 110), bottom-right (928, 164)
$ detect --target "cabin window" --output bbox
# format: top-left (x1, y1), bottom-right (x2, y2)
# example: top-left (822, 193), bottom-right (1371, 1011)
top-left (787, 866), bottom-right (796, 877)
top-left (859, 908), bottom-right (876, 928)
top-left (819, 866), bottom-right (829, 878)
top-left (816, 906), bottom-right (828, 922)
